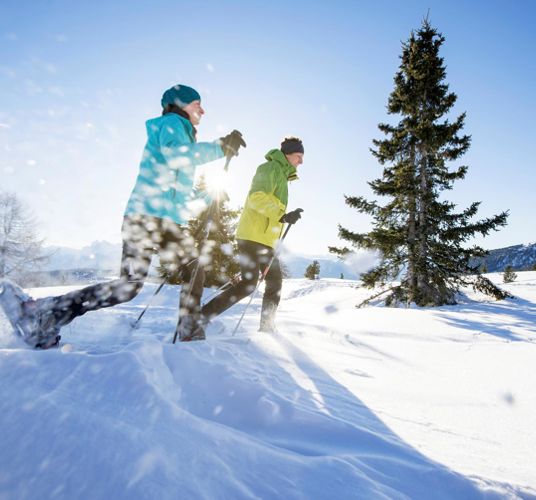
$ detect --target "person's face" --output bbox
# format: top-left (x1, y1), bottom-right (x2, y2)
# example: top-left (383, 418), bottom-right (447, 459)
top-left (285, 152), bottom-right (304, 168)
top-left (182, 100), bottom-right (205, 125)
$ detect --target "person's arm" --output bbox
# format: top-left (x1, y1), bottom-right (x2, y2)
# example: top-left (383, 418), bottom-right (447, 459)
top-left (160, 121), bottom-right (224, 168)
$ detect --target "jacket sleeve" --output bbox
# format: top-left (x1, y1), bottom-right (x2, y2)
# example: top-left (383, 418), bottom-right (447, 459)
top-left (159, 122), bottom-right (224, 168)
top-left (247, 166), bottom-right (286, 221)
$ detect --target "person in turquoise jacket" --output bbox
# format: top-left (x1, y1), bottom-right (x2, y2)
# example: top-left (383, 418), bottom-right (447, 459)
top-left (0, 84), bottom-right (245, 348)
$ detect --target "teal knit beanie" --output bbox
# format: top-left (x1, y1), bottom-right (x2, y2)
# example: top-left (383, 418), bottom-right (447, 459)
top-left (161, 84), bottom-right (201, 108)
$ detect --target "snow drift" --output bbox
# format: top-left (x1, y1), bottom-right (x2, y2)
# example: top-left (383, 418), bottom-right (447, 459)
top-left (1, 275), bottom-right (535, 499)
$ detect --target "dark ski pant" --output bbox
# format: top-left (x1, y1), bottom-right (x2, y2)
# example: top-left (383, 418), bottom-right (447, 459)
top-left (48, 215), bottom-right (204, 328)
top-left (201, 239), bottom-right (282, 328)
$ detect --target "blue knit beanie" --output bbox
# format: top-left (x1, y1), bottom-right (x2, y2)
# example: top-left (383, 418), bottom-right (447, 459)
top-left (161, 84), bottom-right (201, 108)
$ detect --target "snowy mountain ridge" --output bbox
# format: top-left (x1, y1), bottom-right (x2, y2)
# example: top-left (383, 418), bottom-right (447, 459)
top-left (42, 240), bottom-right (536, 281)
top-left (476, 242), bottom-right (536, 272)
top-left (43, 241), bottom-right (368, 279)
top-left (45, 240), bottom-right (122, 272)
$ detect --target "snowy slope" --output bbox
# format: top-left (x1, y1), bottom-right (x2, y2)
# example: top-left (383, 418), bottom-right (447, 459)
top-left (1, 275), bottom-right (535, 499)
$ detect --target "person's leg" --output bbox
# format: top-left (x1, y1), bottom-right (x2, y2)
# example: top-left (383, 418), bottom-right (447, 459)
top-left (259, 254), bottom-right (282, 332)
top-left (154, 218), bottom-right (199, 313)
top-left (176, 261), bottom-right (207, 341)
top-left (179, 261), bottom-right (205, 319)
top-left (155, 219), bottom-right (205, 341)
top-left (200, 240), bottom-right (261, 321)
top-left (4, 215), bottom-right (156, 348)
top-left (42, 215), bottom-right (154, 328)
top-left (201, 240), bottom-right (273, 326)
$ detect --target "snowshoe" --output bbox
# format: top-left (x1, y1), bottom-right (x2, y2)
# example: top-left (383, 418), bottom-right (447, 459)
top-left (0, 279), bottom-right (29, 330)
top-left (175, 315), bottom-right (206, 342)
top-left (0, 279), bottom-right (62, 349)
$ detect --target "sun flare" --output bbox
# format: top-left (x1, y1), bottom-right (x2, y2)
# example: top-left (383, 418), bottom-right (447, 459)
top-left (201, 167), bottom-right (229, 200)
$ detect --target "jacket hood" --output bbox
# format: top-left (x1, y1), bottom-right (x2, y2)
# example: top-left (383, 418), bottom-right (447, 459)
top-left (265, 149), bottom-right (299, 181)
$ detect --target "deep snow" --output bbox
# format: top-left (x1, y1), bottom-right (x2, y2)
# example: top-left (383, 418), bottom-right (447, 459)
top-left (1, 273), bottom-right (535, 499)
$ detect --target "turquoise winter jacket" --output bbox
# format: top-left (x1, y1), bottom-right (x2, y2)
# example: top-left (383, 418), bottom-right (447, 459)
top-left (124, 113), bottom-right (224, 225)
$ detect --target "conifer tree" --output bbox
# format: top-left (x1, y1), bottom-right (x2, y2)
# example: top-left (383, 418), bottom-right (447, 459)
top-left (159, 176), bottom-right (240, 287)
top-left (503, 266), bottom-right (517, 283)
top-left (304, 260), bottom-right (320, 280)
top-left (330, 19), bottom-right (509, 306)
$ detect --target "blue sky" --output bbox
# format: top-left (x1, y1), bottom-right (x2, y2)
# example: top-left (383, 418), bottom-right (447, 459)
top-left (1, 0), bottom-right (535, 256)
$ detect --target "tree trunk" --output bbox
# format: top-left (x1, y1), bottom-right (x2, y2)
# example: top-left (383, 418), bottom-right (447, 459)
top-left (416, 149), bottom-right (429, 304)
top-left (406, 146), bottom-right (418, 303)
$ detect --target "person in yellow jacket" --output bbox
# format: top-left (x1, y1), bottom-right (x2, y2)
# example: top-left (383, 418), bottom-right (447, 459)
top-left (199, 137), bottom-right (304, 335)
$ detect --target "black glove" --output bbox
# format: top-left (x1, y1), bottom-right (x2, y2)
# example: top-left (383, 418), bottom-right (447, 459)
top-left (279, 208), bottom-right (303, 225)
top-left (219, 130), bottom-right (246, 157)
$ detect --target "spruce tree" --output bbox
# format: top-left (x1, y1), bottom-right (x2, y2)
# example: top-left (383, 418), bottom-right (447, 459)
top-left (304, 260), bottom-right (320, 280)
top-left (503, 266), bottom-right (517, 283)
top-left (159, 176), bottom-right (240, 287)
top-left (330, 19), bottom-right (509, 306)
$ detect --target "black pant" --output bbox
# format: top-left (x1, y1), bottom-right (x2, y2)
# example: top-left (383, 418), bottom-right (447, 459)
top-left (49, 215), bottom-right (204, 327)
top-left (201, 239), bottom-right (282, 327)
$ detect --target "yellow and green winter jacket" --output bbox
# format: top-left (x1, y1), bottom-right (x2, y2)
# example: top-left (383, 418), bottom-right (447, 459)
top-left (236, 149), bottom-right (298, 248)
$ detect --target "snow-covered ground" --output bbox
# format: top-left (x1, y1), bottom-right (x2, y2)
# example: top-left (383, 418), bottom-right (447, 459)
top-left (1, 273), bottom-right (535, 499)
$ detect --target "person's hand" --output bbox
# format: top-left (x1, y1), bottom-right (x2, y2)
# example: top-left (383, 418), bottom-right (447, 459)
top-left (219, 130), bottom-right (246, 157)
top-left (279, 208), bottom-right (303, 224)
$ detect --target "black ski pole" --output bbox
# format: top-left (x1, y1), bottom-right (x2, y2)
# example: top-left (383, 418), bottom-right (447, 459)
top-left (132, 280), bottom-right (166, 327)
top-left (231, 221), bottom-right (296, 336)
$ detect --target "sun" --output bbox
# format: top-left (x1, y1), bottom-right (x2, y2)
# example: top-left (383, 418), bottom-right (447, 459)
top-left (200, 166), bottom-right (229, 201)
